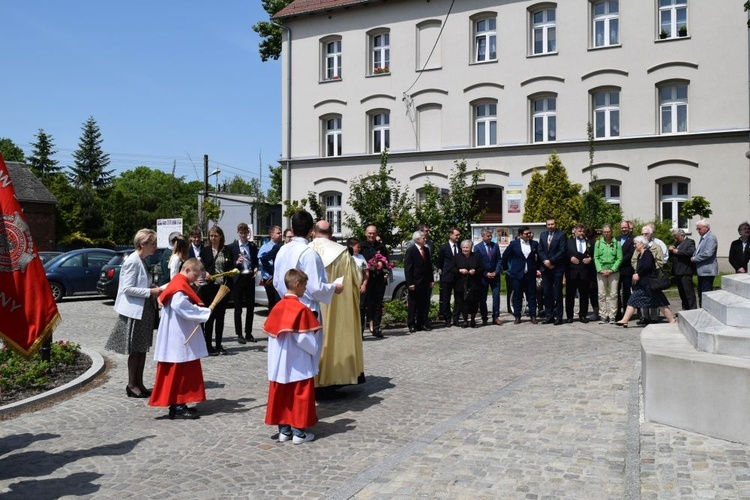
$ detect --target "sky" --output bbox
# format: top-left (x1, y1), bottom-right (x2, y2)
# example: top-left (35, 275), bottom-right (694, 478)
top-left (1, 1), bottom-right (281, 191)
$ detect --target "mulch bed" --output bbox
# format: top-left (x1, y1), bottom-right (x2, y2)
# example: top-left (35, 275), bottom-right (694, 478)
top-left (0, 353), bottom-right (92, 407)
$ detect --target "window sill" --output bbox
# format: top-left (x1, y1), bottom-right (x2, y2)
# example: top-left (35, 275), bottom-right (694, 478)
top-left (656, 35), bottom-right (690, 42)
top-left (470, 59), bottom-right (498, 66)
top-left (587, 44), bottom-right (622, 52)
top-left (527, 51), bottom-right (559, 59)
top-left (320, 78), bottom-right (342, 83)
top-left (367, 72), bottom-right (391, 78)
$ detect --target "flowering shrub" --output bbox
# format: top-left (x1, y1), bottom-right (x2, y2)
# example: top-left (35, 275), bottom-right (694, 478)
top-left (0, 340), bottom-right (82, 397)
top-left (373, 66), bottom-right (390, 74)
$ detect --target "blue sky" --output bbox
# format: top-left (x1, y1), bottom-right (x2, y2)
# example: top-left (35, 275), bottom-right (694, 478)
top-left (2, 1), bottom-right (281, 191)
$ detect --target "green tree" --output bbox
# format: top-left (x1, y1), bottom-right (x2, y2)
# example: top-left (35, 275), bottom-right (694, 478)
top-left (68, 116), bottom-right (114, 189)
top-left (441, 160), bottom-right (484, 238)
top-left (26, 129), bottom-right (60, 182)
top-left (344, 151), bottom-right (413, 249)
top-left (251, 0), bottom-right (294, 62)
top-left (267, 164), bottom-right (282, 205)
top-left (0, 138), bottom-right (25, 162)
top-left (580, 183), bottom-right (623, 233)
top-left (745, 1), bottom-right (750, 28)
top-left (522, 152), bottom-right (582, 234)
top-left (225, 175), bottom-right (255, 195)
top-left (680, 195), bottom-right (712, 220)
top-left (47, 173), bottom-right (82, 241)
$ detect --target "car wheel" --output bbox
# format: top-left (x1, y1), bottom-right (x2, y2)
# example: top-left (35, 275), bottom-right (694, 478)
top-left (393, 284), bottom-right (407, 304)
top-left (49, 282), bottom-right (65, 303)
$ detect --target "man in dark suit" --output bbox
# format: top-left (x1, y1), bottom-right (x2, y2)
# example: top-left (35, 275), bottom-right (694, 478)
top-left (227, 222), bottom-right (259, 344)
top-left (566, 224), bottom-right (594, 323)
top-left (188, 227), bottom-right (203, 260)
top-left (616, 220), bottom-right (635, 321)
top-left (728, 221), bottom-right (750, 273)
top-left (404, 230), bottom-right (433, 333)
top-left (668, 229), bottom-right (697, 311)
top-left (436, 227), bottom-right (461, 327)
top-left (360, 224), bottom-right (389, 337)
top-left (538, 218), bottom-right (567, 325)
top-left (501, 226), bottom-right (540, 324)
top-left (474, 228), bottom-right (503, 325)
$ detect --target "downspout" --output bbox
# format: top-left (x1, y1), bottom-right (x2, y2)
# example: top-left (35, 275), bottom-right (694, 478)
top-left (273, 19), bottom-right (292, 230)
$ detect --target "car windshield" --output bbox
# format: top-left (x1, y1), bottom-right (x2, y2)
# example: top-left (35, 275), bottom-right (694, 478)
top-left (43, 254), bottom-right (66, 269)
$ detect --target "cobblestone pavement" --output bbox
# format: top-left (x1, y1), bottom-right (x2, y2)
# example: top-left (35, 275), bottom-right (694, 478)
top-left (1, 296), bottom-right (749, 499)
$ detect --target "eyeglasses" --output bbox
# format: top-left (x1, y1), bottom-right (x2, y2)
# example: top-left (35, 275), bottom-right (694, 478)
top-left (522, 232), bottom-right (532, 236)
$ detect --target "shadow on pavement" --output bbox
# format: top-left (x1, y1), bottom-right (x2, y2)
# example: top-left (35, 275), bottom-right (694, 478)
top-left (3, 472), bottom-right (103, 499)
top-left (0, 435), bottom-right (153, 481)
top-left (194, 397), bottom-right (257, 416)
top-left (0, 433), bottom-right (60, 456)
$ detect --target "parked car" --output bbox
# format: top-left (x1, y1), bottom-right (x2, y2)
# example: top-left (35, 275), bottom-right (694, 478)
top-left (44, 248), bottom-right (117, 302)
top-left (38, 251), bottom-right (64, 265)
top-left (96, 249), bottom-right (165, 300)
top-left (251, 266), bottom-right (406, 307)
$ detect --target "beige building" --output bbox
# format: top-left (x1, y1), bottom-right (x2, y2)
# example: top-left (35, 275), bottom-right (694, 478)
top-left (274, 0), bottom-right (749, 266)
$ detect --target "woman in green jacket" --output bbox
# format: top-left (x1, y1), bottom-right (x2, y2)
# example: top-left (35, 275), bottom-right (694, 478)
top-left (594, 224), bottom-right (623, 323)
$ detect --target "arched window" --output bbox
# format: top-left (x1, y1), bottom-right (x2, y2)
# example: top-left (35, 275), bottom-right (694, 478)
top-left (322, 192), bottom-right (343, 235)
top-left (591, 1), bottom-right (619, 47)
top-left (531, 95), bottom-right (556, 143)
top-left (473, 100), bottom-right (498, 147)
top-left (592, 88), bottom-right (620, 138)
top-left (659, 179), bottom-right (689, 230)
top-left (322, 114), bottom-right (342, 157)
top-left (472, 13), bottom-right (497, 62)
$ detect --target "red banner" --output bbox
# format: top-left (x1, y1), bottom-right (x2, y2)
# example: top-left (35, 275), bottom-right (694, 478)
top-left (0, 153), bottom-right (60, 357)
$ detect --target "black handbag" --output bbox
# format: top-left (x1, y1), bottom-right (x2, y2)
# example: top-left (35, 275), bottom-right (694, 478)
top-left (650, 269), bottom-right (670, 291)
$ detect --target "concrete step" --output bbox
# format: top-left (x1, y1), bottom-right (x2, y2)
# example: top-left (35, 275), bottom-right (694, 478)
top-left (721, 273), bottom-right (750, 300)
top-left (679, 308), bottom-right (750, 357)
top-left (641, 324), bottom-right (750, 445)
top-left (701, 289), bottom-right (750, 327)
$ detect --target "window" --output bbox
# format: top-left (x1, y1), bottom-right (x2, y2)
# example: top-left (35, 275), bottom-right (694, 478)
top-left (659, 180), bottom-right (689, 229)
top-left (323, 38), bottom-right (342, 80)
top-left (371, 112), bottom-right (390, 153)
top-left (659, 84), bottom-right (688, 134)
top-left (593, 90), bottom-right (620, 138)
top-left (600, 183), bottom-right (621, 204)
top-left (323, 193), bottom-right (342, 234)
top-left (659, 0), bottom-right (687, 38)
top-left (474, 16), bottom-right (497, 62)
top-left (592, 1), bottom-right (619, 47)
top-left (324, 116), bottom-right (342, 157)
top-left (532, 96), bottom-right (556, 143)
top-left (531, 7), bottom-right (556, 55)
top-left (370, 30), bottom-right (390, 74)
top-left (474, 102), bottom-right (497, 147)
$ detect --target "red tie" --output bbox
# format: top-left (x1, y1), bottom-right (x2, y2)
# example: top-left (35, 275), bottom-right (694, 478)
top-left (420, 246), bottom-right (425, 260)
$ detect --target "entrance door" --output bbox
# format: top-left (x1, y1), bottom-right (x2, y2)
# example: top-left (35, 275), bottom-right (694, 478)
top-left (474, 187), bottom-right (503, 223)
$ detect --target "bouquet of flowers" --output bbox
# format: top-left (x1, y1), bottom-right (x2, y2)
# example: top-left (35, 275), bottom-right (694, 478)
top-left (367, 252), bottom-right (393, 280)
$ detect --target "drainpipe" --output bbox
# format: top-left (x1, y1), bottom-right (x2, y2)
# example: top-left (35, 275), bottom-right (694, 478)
top-left (273, 19), bottom-right (292, 229)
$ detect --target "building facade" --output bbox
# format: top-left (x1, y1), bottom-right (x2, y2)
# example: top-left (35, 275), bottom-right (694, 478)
top-left (275, 0), bottom-right (749, 266)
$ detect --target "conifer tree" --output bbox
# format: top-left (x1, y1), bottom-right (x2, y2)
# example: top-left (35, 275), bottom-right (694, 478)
top-left (68, 116), bottom-right (114, 189)
top-left (522, 152), bottom-right (582, 234)
top-left (27, 129), bottom-right (60, 182)
top-left (0, 137), bottom-right (25, 162)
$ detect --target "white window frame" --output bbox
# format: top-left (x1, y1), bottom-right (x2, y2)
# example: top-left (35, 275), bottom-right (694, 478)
top-left (659, 84), bottom-right (688, 134)
top-left (324, 116), bottom-right (342, 157)
top-left (600, 182), bottom-right (621, 204)
top-left (474, 16), bottom-right (497, 63)
top-left (593, 89), bottom-right (620, 139)
top-left (658, 0), bottom-right (688, 39)
top-left (370, 30), bottom-right (390, 74)
top-left (371, 111), bottom-right (390, 154)
top-left (531, 7), bottom-right (557, 55)
top-left (592, 1), bottom-right (619, 47)
top-left (323, 192), bottom-right (343, 235)
top-left (324, 38), bottom-right (342, 80)
top-left (532, 96), bottom-right (556, 143)
top-left (474, 101), bottom-right (498, 147)
top-left (659, 180), bottom-right (689, 230)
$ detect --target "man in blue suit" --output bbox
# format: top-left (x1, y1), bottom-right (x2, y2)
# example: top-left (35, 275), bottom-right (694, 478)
top-left (538, 218), bottom-right (567, 325)
top-left (501, 226), bottom-right (541, 324)
top-left (474, 228), bottom-right (503, 325)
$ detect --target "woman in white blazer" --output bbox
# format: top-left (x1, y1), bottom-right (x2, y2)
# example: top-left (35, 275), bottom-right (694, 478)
top-left (105, 229), bottom-right (162, 398)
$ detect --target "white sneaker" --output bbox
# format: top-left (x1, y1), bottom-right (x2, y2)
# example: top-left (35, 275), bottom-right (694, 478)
top-left (278, 433), bottom-right (292, 443)
top-left (293, 432), bottom-right (315, 445)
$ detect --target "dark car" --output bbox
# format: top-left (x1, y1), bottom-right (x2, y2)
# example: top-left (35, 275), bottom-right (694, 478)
top-left (97, 249), bottom-right (165, 300)
top-left (44, 248), bottom-right (118, 302)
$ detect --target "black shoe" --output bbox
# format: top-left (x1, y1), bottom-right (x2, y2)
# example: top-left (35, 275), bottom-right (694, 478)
top-left (461, 321), bottom-right (468, 329)
top-left (579, 317), bottom-right (590, 324)
top-left (246, 333), bottom-right (257, 343)
top-left (126, 386), bottom-right (149, 398)
top-left (237, 335), bottom-right (247, 345)
top-left (444, 321), bottom-right (451, 328)
top-left (470, 320), bottom-right (478, 328)
top-left (169, 405), bottom-right (199, 420)
top-left (514, 317), bottom-right (522, 325)
top-left (554, 319), bottom-right (564, 325)
top-left (373, 329), bottom-right (384, 338)
top-left (452, 321), bottom-right (460, 327)
top-left (215, 346), bottom-right (227, 355)
top-left (482, 319), bottom-right (489, 326)
top-left (408, 327), bottom-right (416, 333)
top-left (565, 318), bottom-right (574, 324)
top-left (422, 324), bottom-right (433, 331)
top-left (543, 317), bottom-right (555, 325)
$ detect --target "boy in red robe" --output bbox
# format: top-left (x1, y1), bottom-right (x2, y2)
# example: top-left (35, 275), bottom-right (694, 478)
top-left (264, 269), bottom-right (322, 444)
